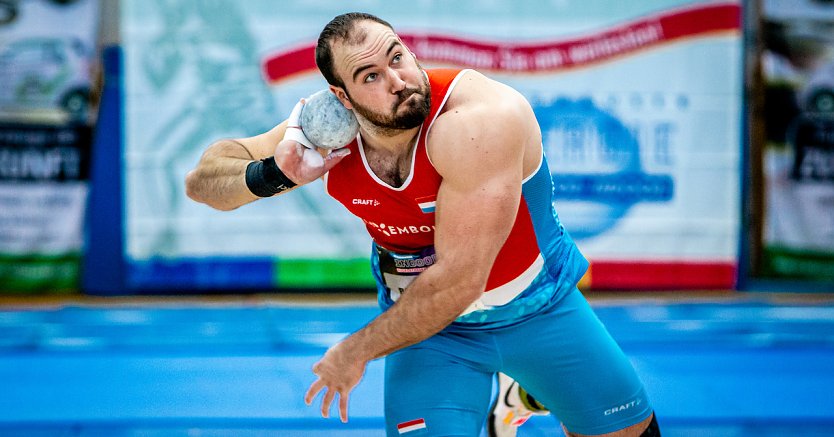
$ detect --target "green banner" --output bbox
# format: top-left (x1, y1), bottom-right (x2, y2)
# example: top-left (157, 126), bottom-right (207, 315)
top-left (761, 246), bottom-right (834, 282)
top-left (0, 254), bottom-right (80, 293)
top-left (276, 258), bottom-right (375, 288)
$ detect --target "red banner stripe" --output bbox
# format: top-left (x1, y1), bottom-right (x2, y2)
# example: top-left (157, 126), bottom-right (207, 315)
top-left (261, 2), bottom-right (739, 83)
top-left (262, 44), bottom-right (316, 84)
top-left (588, 261), bottom-right (737, 290)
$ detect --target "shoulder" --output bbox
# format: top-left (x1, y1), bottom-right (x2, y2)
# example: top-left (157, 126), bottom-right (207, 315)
top-left (426, 70), bottom-right (535, 177)
top-left (436, 70), bottom-right (529, 118)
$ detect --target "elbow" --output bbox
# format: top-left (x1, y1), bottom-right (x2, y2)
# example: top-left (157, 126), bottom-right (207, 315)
top-left (461, 280), bottom-right (487, 307)
top-left (212, 203), bottom-right (240, 212)
top-left (184, 170), bottom-right (238, 211)
top-left (441, 269), bottom-right (488, 309)
top-left (184, 170), bottom-right (203, 203)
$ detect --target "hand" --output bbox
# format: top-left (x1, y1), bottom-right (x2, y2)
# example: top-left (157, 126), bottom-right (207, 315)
top-left (304, 342), bottom-right (367, 423)
top-left (273, 139), bottom-right (349, 186)
top-left (273, 97), bottom-right (351, 185)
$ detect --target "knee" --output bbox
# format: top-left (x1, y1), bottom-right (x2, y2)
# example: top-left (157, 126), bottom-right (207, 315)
top-left (638, 413), bottom-right (660, 437)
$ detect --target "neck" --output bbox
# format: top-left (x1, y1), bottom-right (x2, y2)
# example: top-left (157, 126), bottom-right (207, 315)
top-left (358, 123), bottom-right (421, 155)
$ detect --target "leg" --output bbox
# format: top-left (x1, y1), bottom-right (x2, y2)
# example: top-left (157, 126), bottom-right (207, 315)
top-left (563, 412), bottom-right (658, 437)
top-left (487, 372), bottom-right (550, 437)
top-left (384, 343), bottom-right (494, 436)
top-left (498, 289), bottom-right (655, 436)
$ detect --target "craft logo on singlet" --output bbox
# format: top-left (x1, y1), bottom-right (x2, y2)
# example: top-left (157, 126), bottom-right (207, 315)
top-left (352, 198), bottom-right (380, 206)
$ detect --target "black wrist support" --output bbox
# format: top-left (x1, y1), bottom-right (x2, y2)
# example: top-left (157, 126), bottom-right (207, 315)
top-left (245, 157), bottom-right (297, 197)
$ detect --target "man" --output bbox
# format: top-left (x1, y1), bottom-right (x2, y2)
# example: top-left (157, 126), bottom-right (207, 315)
top-left (186, 12), bottom-right (660, 437)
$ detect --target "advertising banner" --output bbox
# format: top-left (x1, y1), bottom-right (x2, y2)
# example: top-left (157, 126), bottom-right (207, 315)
top-left (760, 0), bottom-right (834, 282)
top-left (122, 0), bottom-right (741, 291)
top-left (0, 0), bottom-right (98, 293)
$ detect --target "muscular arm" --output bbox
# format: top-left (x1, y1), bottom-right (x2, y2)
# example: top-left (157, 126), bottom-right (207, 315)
top-left (186, 117), bottom-right (350, 211)
top-left (185, 121), bottom-right (288, 210)
top-left (342, 89), bottom-right (532, 358)
top-left (306, 74), bottom-right (541, 421)
top-left (343, 131), bottom-right (522, 355)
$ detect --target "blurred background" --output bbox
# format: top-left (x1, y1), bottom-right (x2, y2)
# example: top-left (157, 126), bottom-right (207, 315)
top-left (0, 0), bottom-right (833, 436)
top-left (0, 0), bottom-right (830, 296)
top-left (1, 0), bottom-right (832, 297)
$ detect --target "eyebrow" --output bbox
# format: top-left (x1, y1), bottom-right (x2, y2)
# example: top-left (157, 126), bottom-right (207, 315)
top-left (351, 40), bottom-right (401, 83)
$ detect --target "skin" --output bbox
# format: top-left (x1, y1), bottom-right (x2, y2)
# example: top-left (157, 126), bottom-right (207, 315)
top-left (185, 19), bottom-right (653, 437)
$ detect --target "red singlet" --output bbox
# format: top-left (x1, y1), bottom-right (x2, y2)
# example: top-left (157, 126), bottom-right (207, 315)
top-left (325, 69), bottom-right (541, 292)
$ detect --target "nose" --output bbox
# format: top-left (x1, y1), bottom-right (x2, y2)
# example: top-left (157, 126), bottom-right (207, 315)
top-left (388, 68), bottom-right (406, 93)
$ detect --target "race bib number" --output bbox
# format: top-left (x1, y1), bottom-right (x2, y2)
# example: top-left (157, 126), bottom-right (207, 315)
top-left (376, 245), bottom-right (436, 300)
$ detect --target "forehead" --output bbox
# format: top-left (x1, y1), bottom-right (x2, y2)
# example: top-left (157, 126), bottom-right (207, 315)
top-left (332, 21), bottom-right (401, 80)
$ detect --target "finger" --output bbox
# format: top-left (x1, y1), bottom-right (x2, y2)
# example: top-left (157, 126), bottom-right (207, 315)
top-left (323, 148), bottom-right (351, 171)
top-left (287, 99), bottom-right (305, 126)
top-left (305, 379), bottom-right (324, 405)
top-left (339, 391), bottom-right (350, 423)
top-left (321, 388), bottom-right (336, 418)
top-left (284, 124), bottom-right (315, 149)
top-left (325, 147), bottom-right (351, 160)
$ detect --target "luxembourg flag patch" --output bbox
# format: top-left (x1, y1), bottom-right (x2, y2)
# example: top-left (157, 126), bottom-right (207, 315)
top-left (397, 418), bottom-right (427, 434)
top-left (415, 195), bottom-right (436, 214)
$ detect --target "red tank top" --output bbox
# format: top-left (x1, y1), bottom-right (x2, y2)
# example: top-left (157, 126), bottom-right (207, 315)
top-left (325, 69), bottom-right (540, 292)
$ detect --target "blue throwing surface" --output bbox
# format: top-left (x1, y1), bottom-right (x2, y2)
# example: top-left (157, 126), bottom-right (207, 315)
top-left (1, 295), bottom-right (833, 436)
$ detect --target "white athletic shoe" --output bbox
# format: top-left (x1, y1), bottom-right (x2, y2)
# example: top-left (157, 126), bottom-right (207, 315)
top-left (487, 373), bottom-right (549, 437)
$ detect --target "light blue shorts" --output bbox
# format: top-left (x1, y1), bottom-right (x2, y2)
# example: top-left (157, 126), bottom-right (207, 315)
top-left (382, 286), bottom-right (652, 436)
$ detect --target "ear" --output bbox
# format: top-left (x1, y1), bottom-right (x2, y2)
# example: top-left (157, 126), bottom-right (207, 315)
top-left (329, 85), bottom-right (353, 110)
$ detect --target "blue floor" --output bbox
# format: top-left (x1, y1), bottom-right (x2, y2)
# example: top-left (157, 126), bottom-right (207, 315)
top-left (1, 296), bottom-right (834, 436)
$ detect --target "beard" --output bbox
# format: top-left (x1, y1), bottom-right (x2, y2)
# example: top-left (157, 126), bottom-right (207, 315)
top-left (348, 73), bottom-right (431, 131)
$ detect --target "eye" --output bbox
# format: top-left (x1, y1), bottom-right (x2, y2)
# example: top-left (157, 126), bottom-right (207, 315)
top-left (392, 53), bottom-right (402, 64)
top-left (364, 72), bottom-right (378, 83)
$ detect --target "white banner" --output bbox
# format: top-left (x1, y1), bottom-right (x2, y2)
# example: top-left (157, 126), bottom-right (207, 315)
top-left (0, 0), bottom-right (98, 293)
top-left (122, 0), bottom-right (742, 289)
top-left (760, 0), bottom-right (834, 281)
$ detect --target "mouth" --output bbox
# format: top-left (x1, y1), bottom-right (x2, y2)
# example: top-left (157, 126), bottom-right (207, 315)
top-left (402, 93), bottom-right (419, 105)
top-left (395, 91), bottom-right (420, 110)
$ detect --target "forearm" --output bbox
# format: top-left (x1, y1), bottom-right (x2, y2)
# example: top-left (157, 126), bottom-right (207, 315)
top-left (341, 266), bottom-right (482, 362)
top-left (185, 139), bottom-right (265, 210)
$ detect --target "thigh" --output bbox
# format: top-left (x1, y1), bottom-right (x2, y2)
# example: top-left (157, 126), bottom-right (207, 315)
top-left (384, 342), bottom-right (494, 437)
top-left (499, 289), bottom-right (653, 435)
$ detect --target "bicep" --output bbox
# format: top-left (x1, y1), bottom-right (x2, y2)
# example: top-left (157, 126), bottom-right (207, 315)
top-left (433, 169), bottom-right (520, 281)
top-left (431, 110), bottom-right (526, 284)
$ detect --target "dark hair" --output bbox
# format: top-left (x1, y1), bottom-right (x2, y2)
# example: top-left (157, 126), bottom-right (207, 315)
top-left (316, 12), bottom-right (395, 88)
